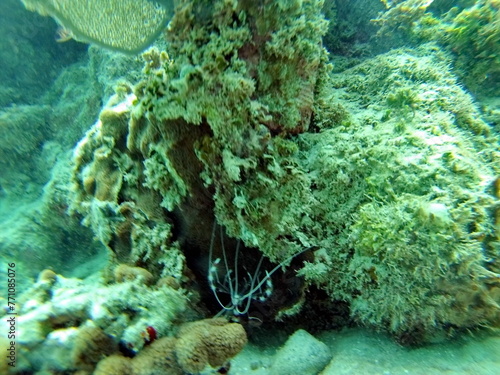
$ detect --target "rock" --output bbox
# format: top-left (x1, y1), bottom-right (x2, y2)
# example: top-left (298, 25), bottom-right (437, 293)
top-left (270, 329), bottom-right (332, 375)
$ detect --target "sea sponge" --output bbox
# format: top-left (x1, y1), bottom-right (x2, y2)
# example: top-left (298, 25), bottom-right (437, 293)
top-left (72, 325), bottom-right (118, 371)
top-left (132, 337), bottom-right (183, 375)
top-left (113, 264), bottom-right (155, 285)
top-left (94, 355), bottom-right (133, 375)
top-left (174, 318), bottom-right (247, 373)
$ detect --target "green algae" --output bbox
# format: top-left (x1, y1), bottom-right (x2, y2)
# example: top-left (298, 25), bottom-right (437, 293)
top-left (67, 0), bottom-right (500, 341)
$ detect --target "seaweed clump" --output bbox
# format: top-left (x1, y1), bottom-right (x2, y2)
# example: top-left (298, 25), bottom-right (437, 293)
top-left (373, 0), bottom-right (500, 96)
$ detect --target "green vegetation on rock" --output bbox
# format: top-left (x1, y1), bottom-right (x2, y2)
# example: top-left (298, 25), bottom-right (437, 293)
top-left (67, 0), bottom-right (500, 342)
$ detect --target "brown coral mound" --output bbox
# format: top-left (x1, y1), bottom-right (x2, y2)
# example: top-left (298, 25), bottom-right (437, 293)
top-left (113, 264), bottom-right (155, 285)
top-left (72, 325), bottom-right (118, 371)
top-left (94, 354), bottom-right (133, 375)
top-left (133, 337), bottom-right (183, 375)
top-left (175, 318), bottom-right (248, 373)
top-left (92, 318), bottom-right (247, 374)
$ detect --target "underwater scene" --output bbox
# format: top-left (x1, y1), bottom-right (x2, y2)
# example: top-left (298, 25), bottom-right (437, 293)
top-left (0, 0), bottom-right (499, 374)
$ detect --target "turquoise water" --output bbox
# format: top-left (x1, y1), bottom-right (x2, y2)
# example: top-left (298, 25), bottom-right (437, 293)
top-left (1, 0), bottom-right (499, 374)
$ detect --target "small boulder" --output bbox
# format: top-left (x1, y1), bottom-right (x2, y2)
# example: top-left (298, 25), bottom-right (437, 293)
top-left (270, 329), bottom-right (332, 375)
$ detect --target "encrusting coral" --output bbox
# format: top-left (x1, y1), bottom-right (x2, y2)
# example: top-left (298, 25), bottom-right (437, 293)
top-left (174, 318), bottom-right (248, 373)
top-left (113, 264), bottom-right (155, 285)
top-left (72, 325), bottom-right (117, 371)
top-left (6, 270), bottom-right (191, 372)
top-left (132, 337), bottom-right (182, 375)
top-left (94, 354), bottom-right (133, 375)
top-left (92, 318), bottom-right (247, 375)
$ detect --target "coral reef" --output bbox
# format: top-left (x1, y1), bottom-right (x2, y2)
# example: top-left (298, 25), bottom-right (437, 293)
top-left (0, 271), bottom-right (191, 373)
top-left (2, 5), bottom-right (499, 375)
top-left (298, 43), bottom-right (500, 337)
top-left (68, 0), bottom-right (500, 342)
top-left (94, 318), bottom-right (247, 374)
top-left (71, 0), bottom-right (328, 282)
top-left (3, 283), bottom-right (244, 375)
top-left (92, 318), bottom-right (247, 375)
top-left (0, 22), bottom-right (144, 288)
top-left (2, 0), bottom-right (500, 372)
